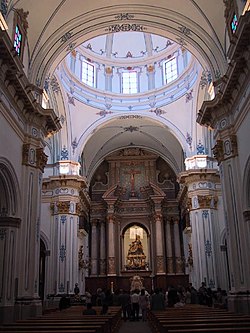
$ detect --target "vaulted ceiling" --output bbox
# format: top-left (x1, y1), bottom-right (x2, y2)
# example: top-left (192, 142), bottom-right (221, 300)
top-left (5, 1), bottom-right (230, 179)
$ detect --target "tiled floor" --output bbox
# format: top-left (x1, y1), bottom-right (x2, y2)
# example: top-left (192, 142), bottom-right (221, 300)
top-left (118, 320), bottom-right (152, 333)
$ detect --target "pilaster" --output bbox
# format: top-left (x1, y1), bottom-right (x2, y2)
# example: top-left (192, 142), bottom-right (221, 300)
top-left (0, 217), bottom-right (21, 323)
top-left (178, 168), bottom-right (226, 289)
top-left (42, 175), bottom-right (89, 295)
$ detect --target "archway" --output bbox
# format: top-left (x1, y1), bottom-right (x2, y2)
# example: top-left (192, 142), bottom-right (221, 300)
top-left (0, 158), bottom-right (20, 217)
top-left (123, 224), bottom-right (149, 271)
top-left (39, 239), bottom-right (47, 301)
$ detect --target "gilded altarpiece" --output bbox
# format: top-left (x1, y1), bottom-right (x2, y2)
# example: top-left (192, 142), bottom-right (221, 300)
top-left (87, 148), bottom-right (186, 292)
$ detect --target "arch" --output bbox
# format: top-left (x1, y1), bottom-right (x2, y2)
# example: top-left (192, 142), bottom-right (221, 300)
top-left (29, 4), bottom-right (227, 88)
top-left (0, 157), bottom-right (21, 217)
top-left (86, 145), bottom-right (182, 184)
top-left (122, 221), bottom-right (150, 238)
top-left (122, 223), bottom-right (150, 271)
top-left (242, 155), bottom-right (250, 211)
top-left (77, 112), bottom-right (187, 155)
top-left (78, 113), bottom-right (185, 180)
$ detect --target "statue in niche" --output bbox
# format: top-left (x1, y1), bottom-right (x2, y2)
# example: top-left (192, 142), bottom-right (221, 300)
top-left (130, 275), bottom-right (144, 291)
top-left (126, 234), bottom-right (146, 270)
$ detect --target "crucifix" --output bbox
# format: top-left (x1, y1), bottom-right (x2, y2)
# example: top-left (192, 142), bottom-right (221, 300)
top-left (124, 165), bottom-right (141, 196)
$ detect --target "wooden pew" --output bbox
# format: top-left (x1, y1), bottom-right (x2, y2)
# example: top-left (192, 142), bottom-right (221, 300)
top-left (148, 305), bottom-right (250, 333)
top-left (0, 305), bottom-right (122, 333)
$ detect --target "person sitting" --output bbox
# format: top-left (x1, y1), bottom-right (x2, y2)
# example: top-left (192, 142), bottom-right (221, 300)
top-left (82, 302), bottom-right (97, 315)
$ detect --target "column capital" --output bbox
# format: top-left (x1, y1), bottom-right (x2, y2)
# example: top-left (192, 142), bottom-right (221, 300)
top-left (107, 214), bottom-right (115, 223)
top-left (50, 201), bottom-right (70, 215)
top-left (90, 218), bottom-right (99, 226)
top-left (155, 214), bottom-right (163, 222)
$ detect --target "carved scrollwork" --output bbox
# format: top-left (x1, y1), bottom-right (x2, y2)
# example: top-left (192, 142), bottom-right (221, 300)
top-left (36, 148), bottom-right (48, 172)
top-left (212, 140), bottom-right (224, 164)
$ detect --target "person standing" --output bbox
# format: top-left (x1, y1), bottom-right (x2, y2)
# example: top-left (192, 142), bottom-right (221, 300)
top-left (130, 289), bottom-right (140, 321)
top-left (151, 288), bottom-right (165, 311)
top-left (118, 289), bottom-right (131, 321)
top-left (139, 289), bottom-right (149, 321)
top-left (85, 289), bottom-right (92, 305)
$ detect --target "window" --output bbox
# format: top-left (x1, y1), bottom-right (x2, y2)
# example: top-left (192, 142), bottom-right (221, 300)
top-left (81, 60), bottom-right (95, 87)
top-left (14, 25), bottom-right (22, 56)
top-left (164, 57), bottom-right (178, 84)
top-left (122, 72), bottom-right (138, 94)
top-left (231, 14), bottom-right (238, 33)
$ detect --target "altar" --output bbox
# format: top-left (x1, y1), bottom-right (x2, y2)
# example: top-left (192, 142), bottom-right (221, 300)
top-left (85, 147), bottom-right (187, 293)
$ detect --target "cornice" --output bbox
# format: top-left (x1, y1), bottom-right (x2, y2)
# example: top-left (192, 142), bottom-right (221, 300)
top-left (0, 29), bottom-right (61, 137)
top-left (197, 12), bottom-right (250, 129)
top-left (178, 168), bottom-right (220, 185)
top-left (42, 175), bottom-right (87, 190)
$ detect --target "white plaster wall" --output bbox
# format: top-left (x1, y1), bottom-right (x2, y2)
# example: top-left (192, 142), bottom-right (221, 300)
top-left (0, 111), bottom-right (23, 183)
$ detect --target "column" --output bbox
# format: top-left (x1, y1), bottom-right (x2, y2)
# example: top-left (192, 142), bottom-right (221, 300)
top-left (107, 214), bottom-right (116, 275)
top-left (90, 219), bottom-right (98, 276)
top-left (42, 175), bottom-right (88, 296)
top-left (0, 216), bottom-right (21, 322)
top-left (155, 214), bottom-right (165, 274)
top-left (99, 220), bottom-right (106, 275)
top-left (165, 218), bottom-right (174, 273)
top-left (15, 145), bottom-right (47, 319)
top-left (173, 218), bottom-right (183, 274)
top-left (178, 167), bottom-right (224, 290)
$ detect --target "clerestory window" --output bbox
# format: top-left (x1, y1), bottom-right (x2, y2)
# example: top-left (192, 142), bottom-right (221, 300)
top-left (122, 71), bottom-right (138, 94)
top-left (81, 60), bottom-right (95, 87)
top-left (164, 57), bottom-right (178, 84)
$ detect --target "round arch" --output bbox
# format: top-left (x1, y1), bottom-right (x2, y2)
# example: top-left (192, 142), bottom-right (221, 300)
top-left (78, 113), bottom-right (186, 180)
top-left (242, 155), bottom-right (250, 211)
top-left (121, 222), bottom-right (150, 271)
top-left (0, 157), bottom-right (21, 217)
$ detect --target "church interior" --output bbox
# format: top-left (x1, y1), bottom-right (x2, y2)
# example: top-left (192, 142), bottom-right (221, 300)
top-left (0, 0), bottom-right (250, 324)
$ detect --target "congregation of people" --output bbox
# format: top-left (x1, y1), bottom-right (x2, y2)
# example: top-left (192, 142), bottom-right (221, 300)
top-left (78, 282), bottom-right (228, 320)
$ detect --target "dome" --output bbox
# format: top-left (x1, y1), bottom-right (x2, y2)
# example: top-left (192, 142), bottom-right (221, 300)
top-left (81, 32), bottom-right (176, 61)
top-left (60, 31), bottom-right (198, 111)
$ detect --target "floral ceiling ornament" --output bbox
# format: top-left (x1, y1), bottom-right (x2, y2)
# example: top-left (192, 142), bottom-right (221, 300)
top-left (197, 140), bottom-right (205, 154)
top-left (61, 31), bottom-right (72, 43)
top-left (67, 42), bottom-right (76, 52)
top-left (186, 132), bottom-right (192, 148)
top-left (61, 146), bottom-right (68, 160)
top-left (185, 89), bottom-right (193, 103)
top-left (50, 75), bottom-right (60, 93)
top-left (123, 126), bottom-right (139, 132)
top-left (126, 51), bottom-right (133, 58)
top-left (115, 13), bottom-right (135, 20)
top-left (178, 25), bottom-right (192, 36)
top-left (200, 70), bottom-right (212, 89)
top-left (150, 108), bottom-right (166, 116)
top-left (72, 138), bottom-right (78, 154)
top-left (96, 110), bottom-right (113, 117)
top-left (67, 93), bottom-right (75, 106)
top-left (106, 23), bottom-right (145, 33)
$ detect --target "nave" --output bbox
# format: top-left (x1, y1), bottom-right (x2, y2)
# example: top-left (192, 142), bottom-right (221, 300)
top-left (2, 304), bottom-right (250, 333)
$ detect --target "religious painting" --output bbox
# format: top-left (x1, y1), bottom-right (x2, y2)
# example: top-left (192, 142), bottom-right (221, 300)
top-left (120, 163), bottom-right (146, 197)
